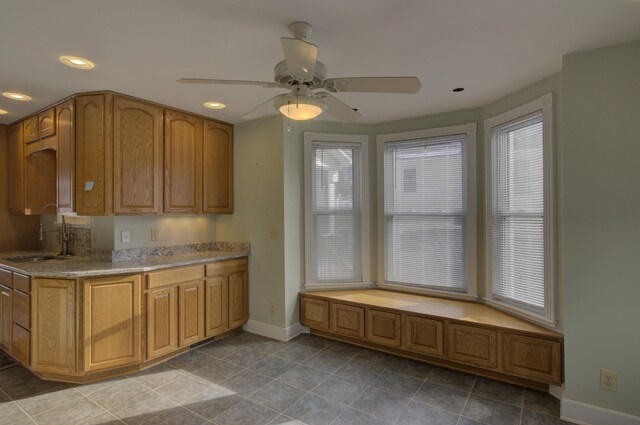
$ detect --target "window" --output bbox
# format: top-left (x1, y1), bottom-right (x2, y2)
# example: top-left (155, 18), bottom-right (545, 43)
top-left (485, 94), bottom-right (555, 325)
top-left (377, 124), bottom-right (477, 297)
top-left (304, 133), bottom-right (370, 289)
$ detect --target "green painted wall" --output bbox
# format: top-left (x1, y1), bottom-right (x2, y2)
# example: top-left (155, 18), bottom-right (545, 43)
top-left (215, 116), bottom-right (286, 327)
top-left (562, 40), bottom-right (640, 416)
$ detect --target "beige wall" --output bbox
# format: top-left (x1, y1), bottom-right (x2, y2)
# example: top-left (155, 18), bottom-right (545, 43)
top-left (0, 124), bottom-right (39, 252)
top-left (562, 40), bottom-right (640, 417)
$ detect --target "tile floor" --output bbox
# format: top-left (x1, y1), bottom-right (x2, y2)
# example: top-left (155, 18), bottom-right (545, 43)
top-left (0, 332), bottom-right (570, 425)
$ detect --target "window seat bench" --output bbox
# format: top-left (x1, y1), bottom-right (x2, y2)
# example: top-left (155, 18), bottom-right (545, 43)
top-left (299, 289), bottom-right (563, 390)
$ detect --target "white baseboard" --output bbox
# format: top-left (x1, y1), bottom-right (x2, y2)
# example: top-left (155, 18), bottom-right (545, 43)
top-left (562, 398), bottom-right (640, 425)
top-left (243, 320), bottom-right (306, 342)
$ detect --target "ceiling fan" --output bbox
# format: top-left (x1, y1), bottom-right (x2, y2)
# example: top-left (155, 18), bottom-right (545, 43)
top-left (178, 22), bottom-right (422, 122)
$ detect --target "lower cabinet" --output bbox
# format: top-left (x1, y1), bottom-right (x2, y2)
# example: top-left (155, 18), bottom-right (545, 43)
top-left (32, 278), bottom-right (76, 374)
top-left (83, 274), bottom-right (142, 372)
top-left (146, 286), bottom-right (178, 360)
top-left (300, 298), bottom-right (329, 330)
top-left (0, 285), bottom-right (11, 352)
top-left (228, 271), bottom-right (247, 329)
top-left (403, 315), bottom-right (444, 357)
top-left (367, 309), bottom-right (401, 347)
top-left (205, 276), bottom-right (228, 337)
top-left (330, 303), bottom-right (365, 338)
top-left (503, 332), bottom-right (562, 384)
top-left (11, 323), bottom-right (30, 365)
top-left (447, 323), bottom-right (497, 369)
top-left (178, 281), bottom-right (205, 346)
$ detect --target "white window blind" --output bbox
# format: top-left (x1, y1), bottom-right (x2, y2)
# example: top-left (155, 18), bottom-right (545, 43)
top-left (384, 135), bottom-right (468, 291)
top-left (310, 142), bottom-right (362, 283)
top-left (490, 111), bottom-right (545, 313)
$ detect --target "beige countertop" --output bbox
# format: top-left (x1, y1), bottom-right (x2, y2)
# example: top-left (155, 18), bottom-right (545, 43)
top-left (0, 249), bottom-right (249, 278)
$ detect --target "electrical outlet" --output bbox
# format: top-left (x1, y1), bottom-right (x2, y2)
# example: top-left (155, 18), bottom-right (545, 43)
top-left (600, 370), bottom-right (617, 392)
top-left (268, 228), bottom-right (278, 239)
top-left (270, 303), bottom-right (276, 314)
top-left (151, 228), bottom-right (159, 241)
top-left (121, 230), bottom-right (131, 244)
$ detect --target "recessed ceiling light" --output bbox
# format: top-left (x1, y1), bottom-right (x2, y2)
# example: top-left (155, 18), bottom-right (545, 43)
top-left (452, 87), bottom-right (465, 93)
top-left (0, 109), bottom-right (8, 115)
top-left (59, 55), bottom-right (95, 69)
top-left (2, 92), bottom-right (31, 101)
top-left (204, 102), bottom-right (226, 110)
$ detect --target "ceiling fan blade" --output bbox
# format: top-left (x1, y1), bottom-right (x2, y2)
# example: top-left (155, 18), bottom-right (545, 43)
top-left (241, 95), bottom-right (283, 120)
top-left (178, 78), bottom-right (279, 88)
top-left (316, 92), bottom-right (362, 123)
top-left (323, 77), bottom-right (422, 93)
top-left (281, 37), bottom-right (318, 80)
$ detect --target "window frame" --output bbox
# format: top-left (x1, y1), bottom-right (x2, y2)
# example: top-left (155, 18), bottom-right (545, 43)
top-left (484, 93), bottom-right (556, 327)
top-left (376, 123), bottom-right (477, 300)
top-left (304, 132), bottom-right (371, 290)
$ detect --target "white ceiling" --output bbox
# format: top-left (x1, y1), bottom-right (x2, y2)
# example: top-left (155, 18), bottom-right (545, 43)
top-left (1, 0), bottom-right (639, 125)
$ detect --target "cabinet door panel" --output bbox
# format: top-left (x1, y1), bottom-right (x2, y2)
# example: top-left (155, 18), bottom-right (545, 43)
top-left (366, 309), bottom-right (401, 347)
top-left (76, 95), bottom-right (111, 215)
top-left (12, 290), bottom-right (29, 329)
top-left (228, 272), bottom-right (247, 329)
top-left (164, 110), bottom-right (202, 213)
top-left (12, 324), bottom-right (29, 366)
top-left (146, 286), bottom-right (178, 360)
top-left (32, 279), bottom-right (76, 374)
top-left (56, 99), bottom-right (75, 212)
top-left (203, 120), bottom-right (233, 213)
top-left (8, 123), bottom-right (25, 214)
top-left (403, 315), bottom-right (444, 357)
top-left (205, 277), bottom-right (228, 337)
top-left (23, 116), bottom-right (39, 143)
top-left (24, 149), bottom-right (57, 215)
top-left (179, 281), bottom-right (204, 346)
top-left (447, 323), bottom-right (497, 368)
top-left (300, 297), bottom-right (329, 330)
top-left (113, 97), bottom-right (163, 213)
top-left (0, 285), bottom-right (11, 352)
top-left (330, 303), bottom-right (365, 338)
top-left (83, 275), bottom-right (141, 372)
top-left (503, 333), bottom-right (562, 384)
top-left (38, 108), bottom-right (56, 139)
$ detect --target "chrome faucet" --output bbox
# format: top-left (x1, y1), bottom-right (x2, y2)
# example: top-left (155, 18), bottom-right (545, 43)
top-left (38, 203), bottom-right (71, 256)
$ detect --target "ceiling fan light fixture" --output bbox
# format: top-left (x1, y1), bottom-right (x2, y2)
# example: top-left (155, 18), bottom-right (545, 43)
top-left (275, 93), bottom-right (327, 121)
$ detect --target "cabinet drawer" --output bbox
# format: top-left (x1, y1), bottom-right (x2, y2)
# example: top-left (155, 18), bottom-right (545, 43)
top-left (330, 303), bottom-right (365, 338)
top-left (300, 297), bottom-right (329, 330)
top-left (503, 333), bottom-right (562, 384)
top-left (205, 258), bottom-right (247, 276)
top-left (403, 315), bottom-right (444, 357)
top-left (0, 269), bottom-right (12, 288)
top-left (146, 265), bottom-right (203, 289)
top-left (367, 309), bottom-right (401, 347)
top-left (447, 323), bottom-right (497, 368)
top-left (13, 273), bottom-right (30, 293)
top-left (12, 290), bottom-right (30, 329)
top-left (38, 108), bottom-right (56, 139)
top-left (12, 324), bottom-right (30, 366)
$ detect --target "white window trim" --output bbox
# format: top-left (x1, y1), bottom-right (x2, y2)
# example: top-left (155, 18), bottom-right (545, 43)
top-left (484, 93), bottom-right (556, 328)
top-left (376, 123), bottom-right (478, 300)
top-left (303, 132), bottom-right (371, 290)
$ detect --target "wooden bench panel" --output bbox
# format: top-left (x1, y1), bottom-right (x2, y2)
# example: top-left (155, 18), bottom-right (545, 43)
top-left (403, 315), bottom-right (444, 357)
top-left (503, 333), bottom-right (562, 385)
top-left (367, 309), bottom-right (401, 347)
top-left (330, 303), bottom-right (365, 338)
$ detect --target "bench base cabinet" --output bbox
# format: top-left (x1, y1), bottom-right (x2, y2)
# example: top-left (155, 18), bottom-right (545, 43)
top-left (300, 290), bottom-right (563, 387)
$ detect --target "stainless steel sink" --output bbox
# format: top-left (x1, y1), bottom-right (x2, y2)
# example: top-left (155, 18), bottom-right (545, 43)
top-left (4, 255), bottom-right (67, 263)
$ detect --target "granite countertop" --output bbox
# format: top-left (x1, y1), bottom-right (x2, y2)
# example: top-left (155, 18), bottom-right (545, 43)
top-left (0, 249), bottom-right (249, 278)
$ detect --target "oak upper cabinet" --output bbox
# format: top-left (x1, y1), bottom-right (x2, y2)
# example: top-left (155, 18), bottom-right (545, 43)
top-left (38, 108), bottom-right (56, 139)
top-left (56, 100), bottom-right (75, 213)
top-left (178, 281), bottom-right (204, 346)
top-left (164, 110), bottom-right (202, 213)
top-left (7, 123), bottom-right (25, 214)
top-left (24, 144), bottom-right (57, 215)
top-left (32, 278), bottom-right (76, 375)
top-left (203, 120), bottom-right (233, 213)
top-left (113, 96), bottom-right (164, 214)
top-left (76, 94), bottom-right (112, 215)
top-left (23, 116), bottom-right (39, 143)
top-left (146, 286), bottom-right (178, 360)
top-left (83, 274), bottom-right (141, 372)
top-left (0, 285), bottom-right (11, 352)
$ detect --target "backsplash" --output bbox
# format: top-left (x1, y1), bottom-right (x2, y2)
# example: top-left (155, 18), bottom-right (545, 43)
top-left (41, 227), bottom-right (249, 262)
